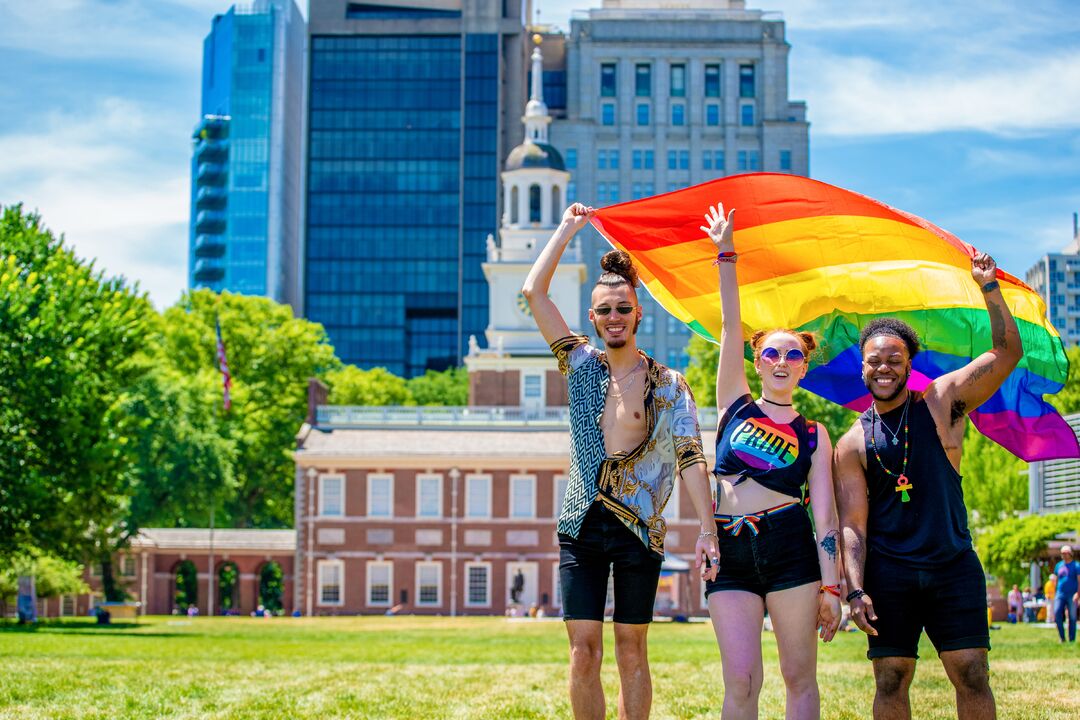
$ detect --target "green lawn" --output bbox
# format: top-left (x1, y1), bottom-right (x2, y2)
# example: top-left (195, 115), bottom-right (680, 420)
top-left (0, 616), bottom-right (1076, 719)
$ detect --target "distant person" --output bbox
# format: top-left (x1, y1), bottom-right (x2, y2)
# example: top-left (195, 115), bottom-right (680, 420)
top-left (1053, 545), bottom-right (1080, 642)
top-left (524, 203), bottom-right (717, 720)
top-left (834, 252), bottom-right (1020, 719)
top-left (1007, 585), bottom-right (1022, 624)
top-left (1043, 573), bottom-right (1057, 623)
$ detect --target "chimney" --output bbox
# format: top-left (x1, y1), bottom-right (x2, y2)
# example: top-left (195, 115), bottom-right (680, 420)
top-left (306, 377), bottom-right (328, 426)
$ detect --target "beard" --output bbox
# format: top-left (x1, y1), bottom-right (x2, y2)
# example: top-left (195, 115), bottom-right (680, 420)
top-left (864, 371), bottom-right (908, 402)
top-left (593, 315), bottom-right (641, 349)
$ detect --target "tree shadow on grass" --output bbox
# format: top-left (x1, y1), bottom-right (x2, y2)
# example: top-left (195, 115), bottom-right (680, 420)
top-left (0, 621), bottom-right (201, 638)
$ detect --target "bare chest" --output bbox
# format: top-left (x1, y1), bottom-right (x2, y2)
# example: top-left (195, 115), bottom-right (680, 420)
top-left (599, 379), bottom-right (648, 456)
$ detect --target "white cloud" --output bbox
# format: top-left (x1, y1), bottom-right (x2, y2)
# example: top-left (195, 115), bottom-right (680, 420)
top-left (0, 97), bottom-right (193, 308)
top-left (800, 50), bottom-right (1080, 136)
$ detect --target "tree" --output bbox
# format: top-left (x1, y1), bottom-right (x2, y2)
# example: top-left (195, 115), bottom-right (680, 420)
top-left (960, 423), bottom-right (1028, 529)
top-left (685, 333), bottom-right (857, 442)
top-left (157, 290), bottom-right (339, 528)
top-left (978, 512), bottom-right (1080, 588)
top-left (408, 367), bottom-right (469, 406)
top-left (325, 365), bottom-right (411, 406)
top-left (0, 205), bottom-right (152, 563)
top-left (0, 549), bottom-right (89, 617)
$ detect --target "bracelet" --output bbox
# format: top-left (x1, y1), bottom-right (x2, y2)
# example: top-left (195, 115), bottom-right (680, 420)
top-left (698, 531), bottom-right (719, 540)
top-left (846, 588), bottom-right (866, 602)
top-left (712, 251), bottom-right (738, 266)
top-left (819, 584), bottom-right (841, 597)
top-left (981, 280), bottom-right (999, 294)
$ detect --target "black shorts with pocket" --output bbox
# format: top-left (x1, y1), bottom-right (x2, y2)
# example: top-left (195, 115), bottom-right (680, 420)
top-left (558, 502), bottom-right (662, 624)
top-left (863, 547), bottom-right (991, 659)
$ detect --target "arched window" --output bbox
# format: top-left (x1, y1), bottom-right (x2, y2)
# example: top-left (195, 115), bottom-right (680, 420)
top-left (174, 560), bottom-right (198, 613)
top-left (218, 561), bottom-right (240, 614)
top-left (551, 185), bottom-right (561, 222)
top-left (258, 561), bottom-right (284, 614)
top-left (529, 184), bottom-right (542, 224)
top-left (510, 186), bottom-right (519, 225)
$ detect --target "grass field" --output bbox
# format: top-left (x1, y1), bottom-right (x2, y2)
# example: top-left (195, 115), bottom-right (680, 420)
top-left (1, 616), bottom-right (1077, 719)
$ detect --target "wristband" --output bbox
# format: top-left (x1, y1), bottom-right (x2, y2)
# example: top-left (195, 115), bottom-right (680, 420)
top-left (980, 280), bottom-right (999, 294)
top-left (846, 588), bottom-right (866, 602)
top-left (713, 251), bottom-right (738, 266)
top-left (819, 584), bottom-right (841, 597)
top-left (698, 531), bottom-right (719, 541)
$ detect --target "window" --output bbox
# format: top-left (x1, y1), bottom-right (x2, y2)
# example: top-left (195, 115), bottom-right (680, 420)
top-left (609, 183), bottom-right (620, 203)
top-left (635, 63), bottom-right (651, 97)
top-left (601, 103), bottom-right (615, 126)
top-left (318, 560), bottom-right (344, 606)
top-left (367, 473), bottom-right (393, 518)
top-left (780, 150), bottom-right (792, 171)
top-left (738, 150), bottom-right (761, 171)
top-left (667, 315), bottom-right (683, 334)
top-left (415, 562), bottom-right (441, 607)
top-left (466, 473), bottom-right (492, 518)
top-left (739, 64), bottom-right (755, 98)
top-left (553, 475), bottom-right (569, 518)
top-left (521, 372), bottom-right (543, 403)
top-left (60, 595), bottom-right (76, 617)
top-left (121, 555), bottom-right (137, 578)
top-left (704, 63), bottom-right (721, 97)
top-left (565, 148), bottom-right (577, 169)
top-left (416, 474), bottom-right (442, 518)
top-left (633, 150), bottom-right (643, 169)
top-left (679, 150), bottom-right (689, 170)
top-left (706, 104), bottom-right (720, 126)
top-left (667, 150), bottom-right (678, 170)
top-left (667, 182), bottom-right (680, 193)
top-left (714, 150), bottom-right (726, 172)
top-left (671, 103), bottom-right (685, 126)
top-left (644, 150), bottom-right (654, 169)
top-left (740, 103), bottom-right (754, 127)
top-left (529, 184), bottom-right (541, 223)
top-left (703, 152), bottom-right (712, 170)
top-left (465, 563), bottom-right (491, 607)
top-left (640, 315), bottom-right (655, 334)
top-left (567, 181), bottom-right (576, 202)
top-left (510, 474), bottom-right (536, 519)
top-left (598, 150), bottom-right (607, 169)
top-left (632, 182), bottom-right (643, 199)
top-left (636, 103), bottom-right (650, 126)
top-left (552, 186), bottom-right (561, 221)
top-left (600, 63), bottom-right (617, 97)
top-left (609, 149), bottom-right (619, 169)
top-left (510, 186), bottom-right (519, 224)
top-left (319, 474), bottom-right (344, 517)
top-left (670, 63), bottom-right (686, 97)
top-left (366, 561), bottom-right (392, 606)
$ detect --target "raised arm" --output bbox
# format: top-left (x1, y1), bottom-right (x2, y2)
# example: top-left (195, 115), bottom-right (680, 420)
top-left (522, 203), bottom-right (594, 346)
top-left (807, 426), bottom-right (841, 641)
top-left (700, 202), bottom-right (751, 413)
top-left (927, 252), bottom-right (1023, 419)
top-left (833, 424), bottom-right (878, 637)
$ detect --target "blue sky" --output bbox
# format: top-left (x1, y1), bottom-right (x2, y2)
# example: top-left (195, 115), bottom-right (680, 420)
top-left (1, 0), bottom-right (1078, 308)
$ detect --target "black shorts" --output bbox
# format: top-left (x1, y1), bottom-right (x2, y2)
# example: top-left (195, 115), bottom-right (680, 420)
top-left (704, 501), bottom-right (821, 598)
top-left (864, 548), bottom-right (991, 660)
top-left (558, 502), bottom-right (662, 624)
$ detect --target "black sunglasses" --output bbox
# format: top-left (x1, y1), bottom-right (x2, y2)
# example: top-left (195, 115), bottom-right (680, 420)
top-left (592, 304), bottom-right (638, 316)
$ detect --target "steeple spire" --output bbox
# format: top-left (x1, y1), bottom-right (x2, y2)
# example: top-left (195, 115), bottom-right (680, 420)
top-left (523, 34), bottom-right (550, 144)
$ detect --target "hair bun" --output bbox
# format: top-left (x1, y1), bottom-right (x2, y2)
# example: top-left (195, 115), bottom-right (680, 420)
top-left (599, 250), bottom-right (640, 288)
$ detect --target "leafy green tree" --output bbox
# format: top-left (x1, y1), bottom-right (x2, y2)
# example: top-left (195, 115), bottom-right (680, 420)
top-left (1048, 346), bottom-right (1080, 416)
top-left (0, 205), bottom-right (151, 563)
top-left (978, 512), bottom-right (1080, 588)
top-left (258, 562), bottom-right (284, 614)
top-left (0, 549), bottom-right (89, 616)
top-left (325, 365), bottom-right (411, 406)
top-left (960, 424), bottom-right (1028, 529)
top-left (408, 367), bottom-right (469, 406)
top-left (157, 290), bottom-right (339, 528)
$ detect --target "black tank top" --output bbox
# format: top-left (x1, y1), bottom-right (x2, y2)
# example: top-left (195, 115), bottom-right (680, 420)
top-left (714, 394), bottom-right (818, 499)
top-left (860, 396), bottom-right (972, 567)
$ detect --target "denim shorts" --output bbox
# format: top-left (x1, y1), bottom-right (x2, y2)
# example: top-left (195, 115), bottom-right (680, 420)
top-left (864, 548), bottom-right (990, 659)
top-left (558, 502), bottom-right (662, 624)
top-left (704, 501), bottom-right (821, 599)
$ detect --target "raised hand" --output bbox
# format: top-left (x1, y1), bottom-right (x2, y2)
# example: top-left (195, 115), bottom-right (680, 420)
top-left (971, 252), bottom-right (998, 287)
top-left (561, 203), bottom-right (595, 232)
top-left (700, 202), bottom-right (736, 252)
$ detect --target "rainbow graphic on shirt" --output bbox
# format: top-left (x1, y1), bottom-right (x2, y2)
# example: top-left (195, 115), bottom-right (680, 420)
top-left (729, 416), bottom-right (799, 471)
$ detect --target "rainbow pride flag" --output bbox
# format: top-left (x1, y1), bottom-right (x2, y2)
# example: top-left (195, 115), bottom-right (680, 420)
top-left (590, 173), bottom-right (1079, 462)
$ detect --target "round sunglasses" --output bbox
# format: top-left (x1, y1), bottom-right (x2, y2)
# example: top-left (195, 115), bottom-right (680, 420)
top-left (592, 304), bottom-right (638, 316)
top-left (760, 347), bottom-right (806, 365)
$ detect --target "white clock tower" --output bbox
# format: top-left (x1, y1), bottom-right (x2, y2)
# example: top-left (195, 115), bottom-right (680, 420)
top-left (465, 35), bottom-right (586, 409)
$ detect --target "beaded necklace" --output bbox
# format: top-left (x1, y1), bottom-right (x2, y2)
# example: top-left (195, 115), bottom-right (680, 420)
top-left (869, 396), bottom-right (913, 503)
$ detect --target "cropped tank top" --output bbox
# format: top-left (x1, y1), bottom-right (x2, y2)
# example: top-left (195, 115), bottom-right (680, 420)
top-left (714, 394), bottom-right (818, 499)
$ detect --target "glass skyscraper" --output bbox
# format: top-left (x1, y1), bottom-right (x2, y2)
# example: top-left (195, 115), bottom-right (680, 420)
top-left (304, 1), bottom-right (526, 377)
top-left (189, 0), bottom-right (305, 308)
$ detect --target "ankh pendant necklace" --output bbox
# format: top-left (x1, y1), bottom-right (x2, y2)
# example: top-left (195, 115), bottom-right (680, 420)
top-left (870, 397), bottom-right (913, 503)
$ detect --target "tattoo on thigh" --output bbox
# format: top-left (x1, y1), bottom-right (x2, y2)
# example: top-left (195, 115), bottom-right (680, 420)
top-left (821, 530), bottom-right (839, 562)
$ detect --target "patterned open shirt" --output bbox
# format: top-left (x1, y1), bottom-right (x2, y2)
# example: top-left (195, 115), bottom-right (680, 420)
top-left (552, 334), bottom-right (706, 556)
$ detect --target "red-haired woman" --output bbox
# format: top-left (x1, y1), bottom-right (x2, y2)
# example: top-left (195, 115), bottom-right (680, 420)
top-left (700, 202), bottom-right (841, 719)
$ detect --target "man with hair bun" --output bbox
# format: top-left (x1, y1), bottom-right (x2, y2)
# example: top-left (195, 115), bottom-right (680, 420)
top-left (833, 253), bottom-right (1023, 719)
top-left (523, 203), bottom-right (717, 720)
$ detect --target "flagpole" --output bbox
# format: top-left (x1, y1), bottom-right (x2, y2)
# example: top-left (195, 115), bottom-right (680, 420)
top-left (208, 504), bottom-right (215, 617)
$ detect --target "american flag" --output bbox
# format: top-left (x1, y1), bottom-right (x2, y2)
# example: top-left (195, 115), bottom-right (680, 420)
top-left (215, 317), bottom-right (232, 411)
